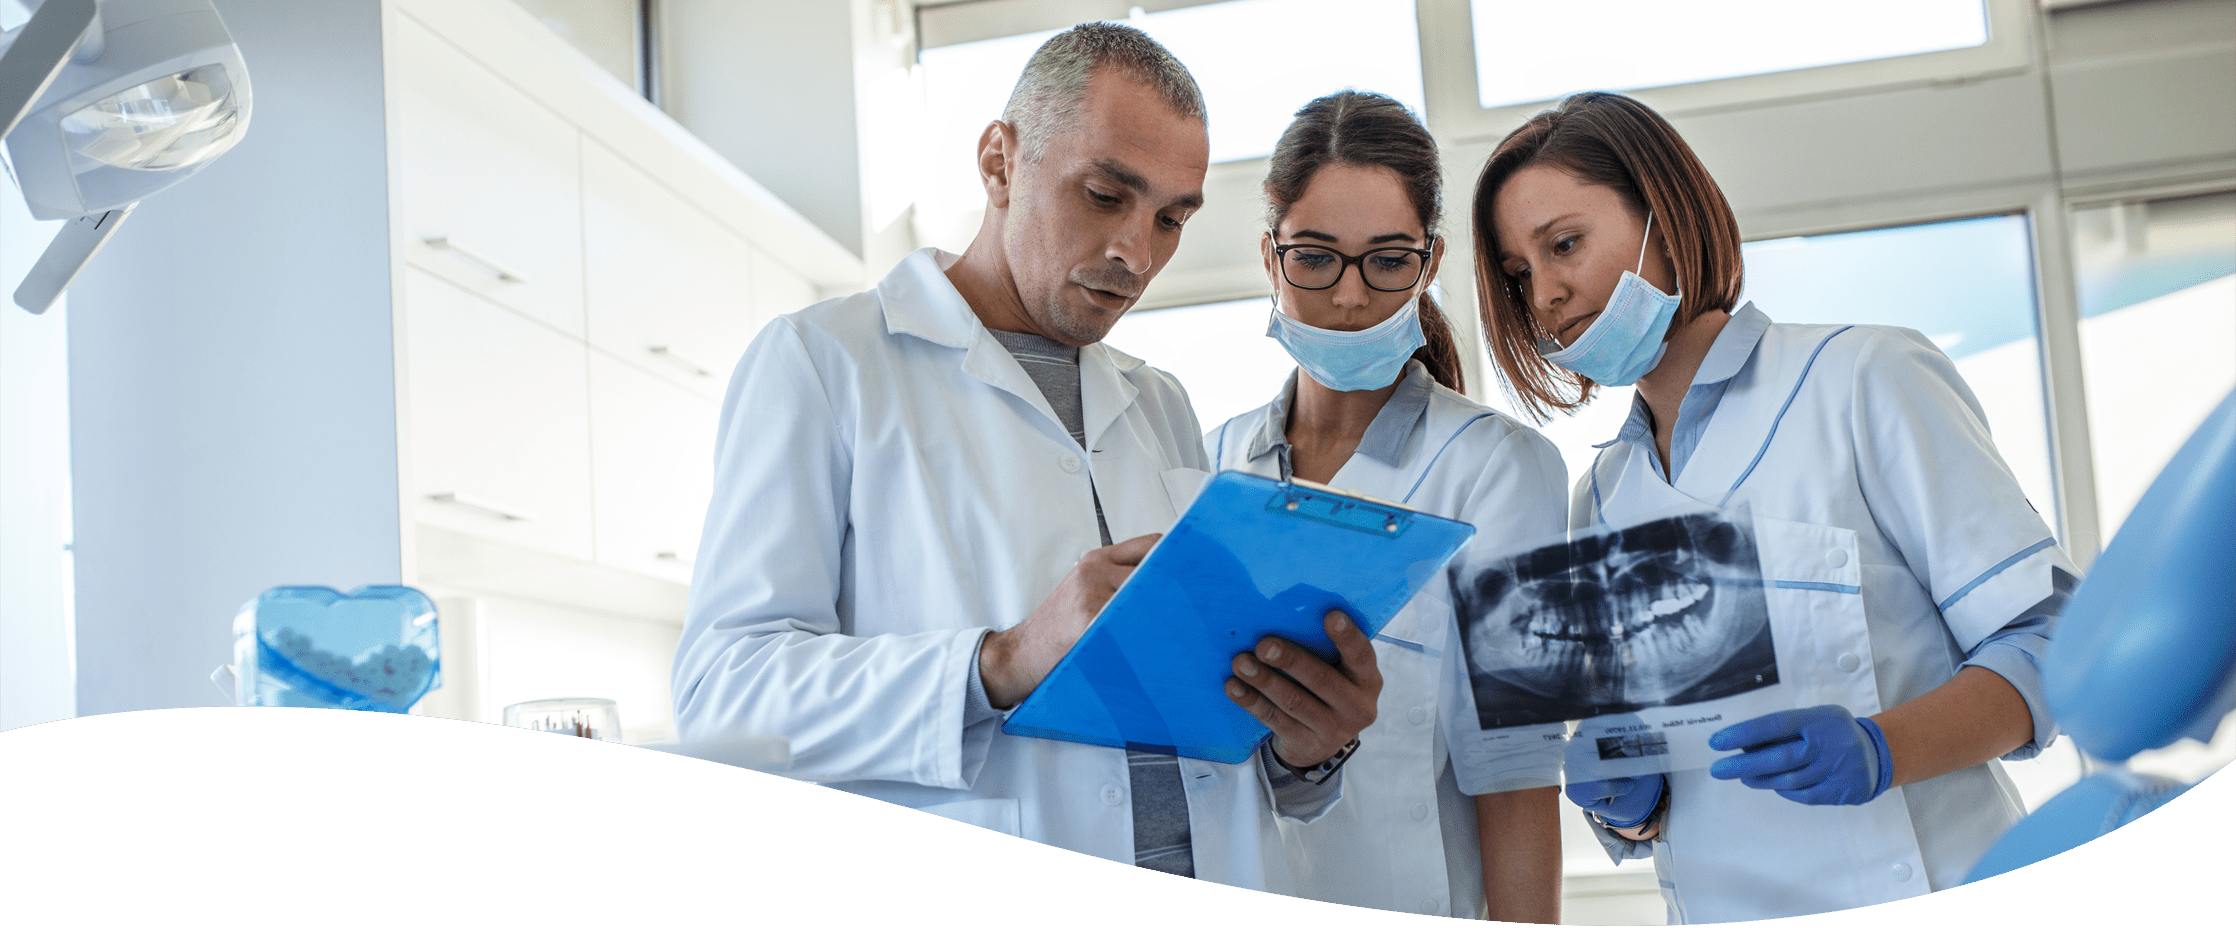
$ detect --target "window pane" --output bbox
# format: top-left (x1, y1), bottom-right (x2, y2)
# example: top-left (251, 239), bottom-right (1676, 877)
top-left (2072, 192), bottom-right (2236, 540)
top-left (1103, 297), bottom-right (1296, 435)
top-left (1469, 0), bottom-right (1987, 109)
top-left (921, 0), bottom-right (1422, 166)
top-left (1530, 215), bottom-right (2056, 533)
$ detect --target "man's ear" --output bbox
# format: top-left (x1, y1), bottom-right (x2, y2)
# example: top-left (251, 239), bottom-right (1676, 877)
top-left (979, 120), bottom-right (1018, 209)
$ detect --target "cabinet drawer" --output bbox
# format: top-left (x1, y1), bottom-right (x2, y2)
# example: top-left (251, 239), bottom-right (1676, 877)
top-left (394, 16), bottom-right (585, 336)
top-left (588, 353), bottom-right (718, 584)
top-left (405, 268), bottom-right (594, 560)
top-left (582, 141), bottom-right (757, 398)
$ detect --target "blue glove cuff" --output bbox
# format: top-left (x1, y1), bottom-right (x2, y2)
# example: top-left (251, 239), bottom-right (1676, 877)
top-left (1859, 716), bottom-right (1894, 801)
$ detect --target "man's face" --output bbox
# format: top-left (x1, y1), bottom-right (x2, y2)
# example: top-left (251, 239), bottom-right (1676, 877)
top-left (997, 73), bottom-right (1209, 346)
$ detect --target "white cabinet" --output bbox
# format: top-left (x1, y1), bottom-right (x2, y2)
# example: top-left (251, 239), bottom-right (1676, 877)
top-left (588, 353), bottom-right (718, 584)
top-left (404, 268), bottom-right (595, 561)
top-left (752, 245), bottom-right (822, 325)
top-left (393, 16), bottom-right (586, 337)
top-left (582, 141), bottom-right (759, 397)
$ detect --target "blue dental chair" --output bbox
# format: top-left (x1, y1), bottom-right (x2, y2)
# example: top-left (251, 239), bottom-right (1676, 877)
top-left (1964, 390), bottom-right (2236, 883)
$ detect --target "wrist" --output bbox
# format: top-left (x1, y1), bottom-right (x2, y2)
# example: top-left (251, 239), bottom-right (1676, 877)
top-left (978, 628), bottom-right (1024, 710)
top-left (1859, 716), bottom-right (1895, 799)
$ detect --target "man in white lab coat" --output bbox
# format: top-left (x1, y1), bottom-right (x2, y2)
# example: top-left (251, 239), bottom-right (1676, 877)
top-left (672, 23), bottom-right (1380, 890)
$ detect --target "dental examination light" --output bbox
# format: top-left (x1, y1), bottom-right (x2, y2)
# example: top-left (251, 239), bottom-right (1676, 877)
top-left (0, 0), bottom-right (251, 313)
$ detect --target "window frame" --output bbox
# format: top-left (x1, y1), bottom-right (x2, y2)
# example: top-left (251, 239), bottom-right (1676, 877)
top-left (1415, 0), bottom-right (2035, 142)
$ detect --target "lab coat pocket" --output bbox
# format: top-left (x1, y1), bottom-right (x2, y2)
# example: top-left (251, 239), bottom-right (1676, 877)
top-left (1749, 514), bottom-right (1879, 715)
top-left (1159, 467), bottom-right (1211, 521)
top-left (916, 797), bottom-right (1022, 838)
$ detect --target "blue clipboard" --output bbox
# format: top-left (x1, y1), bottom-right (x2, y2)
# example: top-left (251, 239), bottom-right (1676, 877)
top-left (1000, 470), bottom-right (1476, 763)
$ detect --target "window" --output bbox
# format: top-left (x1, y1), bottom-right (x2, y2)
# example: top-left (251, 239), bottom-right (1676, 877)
top-left (1103, 297), bottom-right (1296, 434)
top-left (2071, 191), bottom-right (2236, 540)
top-left (913, 0), bottom-right (1423, 250)
top-left (1528, 215), bottom-right (2057, 531)
top-left (1467, 0), bottom-right (1988, 110)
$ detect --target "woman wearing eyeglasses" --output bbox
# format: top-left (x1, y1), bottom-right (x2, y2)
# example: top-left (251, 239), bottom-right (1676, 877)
top-left (1204, 91), bottom-right (1562, 922)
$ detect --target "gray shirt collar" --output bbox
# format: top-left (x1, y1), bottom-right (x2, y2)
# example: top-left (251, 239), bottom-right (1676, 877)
top-left (1246, 360), bottom-right (1436, 467)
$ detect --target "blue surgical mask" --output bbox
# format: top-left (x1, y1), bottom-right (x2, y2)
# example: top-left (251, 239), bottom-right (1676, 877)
top-left (1538, 212), bottom-right (1681, 387)
top-left (1265, 291), bottom-right (1426, 392)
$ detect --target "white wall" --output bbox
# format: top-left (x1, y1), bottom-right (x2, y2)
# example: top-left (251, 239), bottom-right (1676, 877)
top-left (64, 0), bottom-right (405, 715)
top-left (0, 178), bottom-right (75, 731)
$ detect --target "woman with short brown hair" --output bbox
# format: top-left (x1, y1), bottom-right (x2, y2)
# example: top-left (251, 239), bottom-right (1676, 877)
top-left (1468, 91), bottom-right (2075, 924)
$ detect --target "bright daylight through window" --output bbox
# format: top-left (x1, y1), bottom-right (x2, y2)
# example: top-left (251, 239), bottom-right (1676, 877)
top-left (1469, 0), bottom-right (1989, 109)
top-left (913, 0), bottom-right (1423, 250)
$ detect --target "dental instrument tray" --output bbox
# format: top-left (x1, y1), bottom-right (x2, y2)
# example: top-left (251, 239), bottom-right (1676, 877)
top-left (1001, 470), bottom-right (1475, 763)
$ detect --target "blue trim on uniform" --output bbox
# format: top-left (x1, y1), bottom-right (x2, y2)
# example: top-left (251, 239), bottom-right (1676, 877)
top-left (1938, 537), bottom-right (2057, 612)
top-left (1215, 420), bottom-right (1230, 465)
top-left (1371, 632), bottom-right (1437, 656)
top-left (1718, 327), bottom-right (1855, 508)
top-left (1773, 580), bottom-right (1862, 595)
top-left (1589, 449), bottom-right (1608, 526)
top-left (1403, 412), bottom-right (1497, 503)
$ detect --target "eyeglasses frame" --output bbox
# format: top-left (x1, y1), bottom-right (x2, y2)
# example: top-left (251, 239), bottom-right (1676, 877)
top-left (1268, 234), bottom-right (1436, 292)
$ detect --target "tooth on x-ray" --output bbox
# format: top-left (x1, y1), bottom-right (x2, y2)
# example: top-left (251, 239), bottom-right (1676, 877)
top-left (1449, 511), bottom-right (1777, 729)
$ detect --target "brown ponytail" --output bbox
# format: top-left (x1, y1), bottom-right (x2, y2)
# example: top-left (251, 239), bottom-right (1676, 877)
top-left (1264, 91), bottom-right (1463, 394)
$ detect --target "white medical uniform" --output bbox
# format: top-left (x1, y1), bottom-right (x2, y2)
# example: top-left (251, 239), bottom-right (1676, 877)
top-left (1208, 361), bottom-right (1568, 917)
top-left (1576, 304), bottom-right (2074, 924)
top-left (673, 248), bottom-right (1312, 890)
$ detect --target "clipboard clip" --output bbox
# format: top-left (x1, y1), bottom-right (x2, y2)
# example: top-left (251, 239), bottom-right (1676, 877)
top-left (1268, 482), bottom-right (1413, 539)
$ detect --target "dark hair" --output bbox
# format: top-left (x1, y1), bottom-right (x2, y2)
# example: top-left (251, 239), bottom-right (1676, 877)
top-left (1469, 92), bottom-right (1744, 420)
top-left (1263, 91), bottom-right (1464, 393)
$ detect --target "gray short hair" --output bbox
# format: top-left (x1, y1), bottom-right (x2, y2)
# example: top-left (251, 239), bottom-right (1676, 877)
top-left (1000, 22), bottom-right (1206, 162)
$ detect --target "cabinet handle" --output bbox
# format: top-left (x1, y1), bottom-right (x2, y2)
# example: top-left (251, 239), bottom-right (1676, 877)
top-left (424, 236), bottom-right (527, 284)
top-left (647, 344), bottom-right (713, 377)
top-left (656, 550), bottom-right (695, 565)
top-left (428, 491), bottom-right (538, 522)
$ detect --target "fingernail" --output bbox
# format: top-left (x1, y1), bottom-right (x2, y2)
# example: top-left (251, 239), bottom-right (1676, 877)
top-left (1227, 681), bottom-right (1245, 698)
top-left (1328, 612), bottom-right (1352, 632)
top-left (1261, 643), bottom-right (1282, 662)
top-left (1238, 659), bottom-right (1259, 677)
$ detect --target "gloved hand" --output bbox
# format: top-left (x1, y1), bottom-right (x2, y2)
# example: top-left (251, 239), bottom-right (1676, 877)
top-left (1564, 774), bottom-right (1665, 829)
top-left (1708, 704), bottom-right (1893, 806)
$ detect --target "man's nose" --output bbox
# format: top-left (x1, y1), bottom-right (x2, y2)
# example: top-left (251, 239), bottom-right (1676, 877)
top-left (1106, 213), bottom-right (1156, 276)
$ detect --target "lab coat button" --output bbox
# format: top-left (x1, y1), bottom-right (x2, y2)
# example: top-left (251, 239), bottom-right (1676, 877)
top-left (1419, 899), bottom-right (1439, 914)
top-left (1101, 784), bottom-right (1123, 806)
top-left (1060, 455), bottom-right (1083, 473)
top-left (1411, 802), bottom-right (1429, 821)
top-left (1837, 653), bottom-right (1861, 673)
top-left (1826, 548), bottom-right (1849, 568)
top-left (1408, 706), bottom-right (1426, 725)
top-left (1891, 862), bottom-right (1912, 882)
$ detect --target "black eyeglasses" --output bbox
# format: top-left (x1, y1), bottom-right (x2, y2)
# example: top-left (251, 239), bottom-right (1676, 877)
top-left (1271, 235), bottom-right (1433, 292)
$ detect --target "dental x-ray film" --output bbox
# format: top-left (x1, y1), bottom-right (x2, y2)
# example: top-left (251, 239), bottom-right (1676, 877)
top-left (1446, 507), bottom-right (1798, 781)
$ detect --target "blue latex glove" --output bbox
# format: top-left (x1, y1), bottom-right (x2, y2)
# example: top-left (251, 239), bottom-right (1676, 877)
top-left (1564, 774), bottom-right (1665, 829)
top-left (1708, 704), bottom-right (1894, 806)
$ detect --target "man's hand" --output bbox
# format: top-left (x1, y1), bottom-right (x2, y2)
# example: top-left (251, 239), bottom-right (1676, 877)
top-left (1225, 609), bottom-right (1381, 768)
top-left (979, 533), bottom-right (1159, 709)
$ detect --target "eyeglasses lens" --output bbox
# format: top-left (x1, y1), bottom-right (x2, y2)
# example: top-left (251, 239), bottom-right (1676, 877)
top-left (1281, 248), bottom-right (1423, 291)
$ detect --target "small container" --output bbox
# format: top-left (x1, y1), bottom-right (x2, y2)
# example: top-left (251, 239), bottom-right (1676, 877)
top-left (504, 698), bottom-right (623, 742)
top-left (232, 586), bottom-right (442, 713)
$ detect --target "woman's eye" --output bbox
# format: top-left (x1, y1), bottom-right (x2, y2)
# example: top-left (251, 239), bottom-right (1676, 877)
top-left (1507, 265), bottom-right (1531, 281)
top-left (1293, 250), bottom-right (1336, 269)
top-left (1370, 253), bottom-right (1417, 272)
top-left (1552, 236), bottom-right (1577, 255)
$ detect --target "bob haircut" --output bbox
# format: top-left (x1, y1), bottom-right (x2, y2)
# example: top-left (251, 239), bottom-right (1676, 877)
top-left (1469, 91), bottom-right (1744, 420)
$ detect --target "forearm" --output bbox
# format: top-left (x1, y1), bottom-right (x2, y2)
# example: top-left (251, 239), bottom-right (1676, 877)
top-left (1873, 665), bottom-right (2033, 788)
top-left (673, 621), bottom-right (991, 787)
top-left (1476, 787), bottom-right (1561, 924)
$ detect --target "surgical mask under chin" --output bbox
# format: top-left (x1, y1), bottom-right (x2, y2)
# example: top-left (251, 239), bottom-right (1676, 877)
top-left (1265, 292), bottom-right (1426, 392)
top-left (1537, 212), bottom-right (1681, 387)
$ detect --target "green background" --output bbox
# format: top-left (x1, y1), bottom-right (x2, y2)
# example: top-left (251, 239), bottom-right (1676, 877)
top-left (4, 711), bottom-right (2218, 930)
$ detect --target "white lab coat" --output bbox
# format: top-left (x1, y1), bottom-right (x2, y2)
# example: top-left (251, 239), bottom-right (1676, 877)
top-left (1576, 308), bottom-right (2075, 924)
top-left (673, 248), bottom-right (1302, 890)
top-left (1208, 362), bottom-right (1567, 917)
